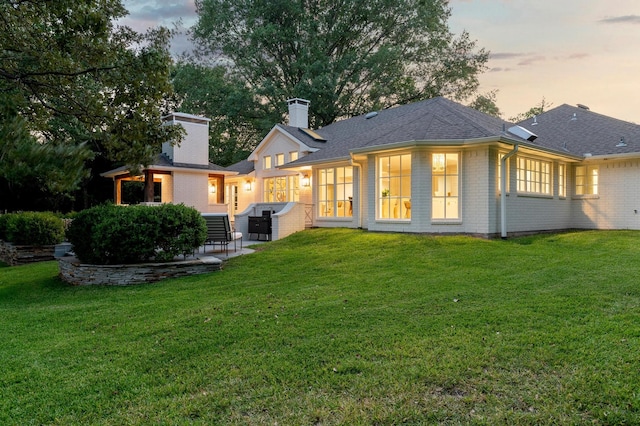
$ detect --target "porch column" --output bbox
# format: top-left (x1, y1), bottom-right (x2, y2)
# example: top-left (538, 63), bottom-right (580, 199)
top-left (144, 170), bottom-right (154, 203)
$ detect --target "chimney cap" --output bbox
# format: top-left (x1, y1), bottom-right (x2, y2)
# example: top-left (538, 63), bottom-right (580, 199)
top-left (287, 98), bottom-right (310, 106)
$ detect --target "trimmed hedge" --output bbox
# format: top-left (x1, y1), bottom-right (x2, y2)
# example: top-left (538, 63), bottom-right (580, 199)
top-left (66, 204), bottom-right (207, 264)
top-left (0, 212), bottom-right (65, 245)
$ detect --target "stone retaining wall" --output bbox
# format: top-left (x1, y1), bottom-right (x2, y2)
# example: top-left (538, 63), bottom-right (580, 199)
top-left (0, 241), bottom-right (55, 266)
top-left (58, 256), bottom-right (223, 286)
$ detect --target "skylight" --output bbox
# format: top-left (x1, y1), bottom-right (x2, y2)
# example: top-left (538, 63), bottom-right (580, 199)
top-left (299, 128), bottom-right (326, 142)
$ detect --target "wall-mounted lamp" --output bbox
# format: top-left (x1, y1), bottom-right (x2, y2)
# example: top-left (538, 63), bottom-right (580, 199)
top-left (209, 184), bottom-right (217, 194)
top-left (244, 180), bottom-right (252, 191)
top-left (302, 174), bottom-right (310, 187)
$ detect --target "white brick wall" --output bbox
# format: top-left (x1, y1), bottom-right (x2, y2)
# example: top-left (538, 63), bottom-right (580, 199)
top-left (570, 160), bottom-right (640, 229)
top-left (172, 171), bottom-right (209, 211)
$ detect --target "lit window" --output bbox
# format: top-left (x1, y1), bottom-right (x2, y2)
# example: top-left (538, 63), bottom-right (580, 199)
top-left (517, 157), bottom-right (551, 194)
top-left (275, 153), bottom-right (284, 166)
top-left (318, 167), bottom-right (353, 217)
top-left (558, 164), bottom-right (566, 197)
top-left (263, 156), bottom-right (272, 170)
top-left (378, 154), bottom-right (411, 219)
top-left (575, 165), bottom-right (598, 195)
top-left (432, 153), bottom-right (459, 219)
top-left (263, 176), bottom-right (300, 202)
top-left (289, 151), bottom-right (299, 162)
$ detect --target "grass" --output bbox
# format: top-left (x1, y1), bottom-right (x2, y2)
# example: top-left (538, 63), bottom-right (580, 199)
top-left (1, 229), bottom-right (639, 425)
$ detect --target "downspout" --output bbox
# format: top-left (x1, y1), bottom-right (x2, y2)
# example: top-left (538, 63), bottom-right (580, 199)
top-left (500, 144), bottom-right (519, 239)
top-left (350, 158), bottom-right (363, 229)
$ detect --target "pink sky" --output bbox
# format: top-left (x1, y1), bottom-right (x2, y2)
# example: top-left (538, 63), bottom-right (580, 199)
top-left (121, 0), bottom-right (640, 123)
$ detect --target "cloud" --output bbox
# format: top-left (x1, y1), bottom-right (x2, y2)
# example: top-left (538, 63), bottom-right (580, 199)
top-left (566, 53), bottom-right (590, 60)
top-left (489, 67), bottom-right (513, 73)
top-left (490, 52), bottom-right (528, 60)
top-left (599, 15), bottom-right (640, 24)
top-left (517, 56), bottom-right (546, 66)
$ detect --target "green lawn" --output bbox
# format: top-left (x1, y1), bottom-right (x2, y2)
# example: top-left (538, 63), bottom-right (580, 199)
top-left (1, 229), bottom-right (639, 425)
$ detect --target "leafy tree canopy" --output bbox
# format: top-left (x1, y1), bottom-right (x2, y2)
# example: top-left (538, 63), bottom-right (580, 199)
top-left (186, 0), bottom-right (488, 163)
top-left (468, 90), bottom-right (501, 118)
top-left (510, 97), bottom-right (553, 123)
top-left (0, 0), bottom-right (181, 173)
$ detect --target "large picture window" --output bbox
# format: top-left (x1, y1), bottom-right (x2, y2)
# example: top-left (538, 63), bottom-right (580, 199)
top-left (318, 166), bottom-right (353, 217)
top-left (517, 157), bottom-right (551, 194)
top-left (263, 176), bottom-right (300, 202)
top-left (378, 154), bottom-right (411, 219)
top-left (432, 153), bottom-right (459, 219)
top-left (575, 165), bottom-right (598, 195)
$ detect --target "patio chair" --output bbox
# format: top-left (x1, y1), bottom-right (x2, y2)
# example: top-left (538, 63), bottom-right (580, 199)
top-left (202, 214), bottom-right (243, 255)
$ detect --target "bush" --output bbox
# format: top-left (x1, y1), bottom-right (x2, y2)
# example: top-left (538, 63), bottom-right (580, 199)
top-left (0, 212), bottom-right (65, 245)
top-left (66, 204), bottom-right (207, 264)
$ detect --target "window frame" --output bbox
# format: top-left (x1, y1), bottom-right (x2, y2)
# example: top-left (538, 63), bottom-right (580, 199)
top-left (377, 153), bottom-right (411, 220)
top-left (263, 176), bottom-right (300, 202)
top-left (558, 163), bottom-right (566, 198)
top-left (575, 165), bottom-right (599, 196)
top-left (263, 155), bottom-right (272, 170)
top-left (516, 156), bottom-right (551, 195)
top-left (432, 152), bottom-right (460, 220)
top-left (317, 166), bottom-right (354, 218)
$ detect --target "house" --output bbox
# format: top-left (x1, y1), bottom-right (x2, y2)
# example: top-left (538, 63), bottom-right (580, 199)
top-left (225, 97), bottom-right (640, 239)
top-left (104, 97), bottom-right (640, 239)
top-left (101, 112), bottom-right (237, 213)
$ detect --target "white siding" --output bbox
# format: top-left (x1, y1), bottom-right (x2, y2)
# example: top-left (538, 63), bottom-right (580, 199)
top-left (570, 160), bottom-right (640, 230)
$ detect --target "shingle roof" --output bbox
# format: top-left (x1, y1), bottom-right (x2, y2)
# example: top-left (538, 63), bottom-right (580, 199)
top-left (288, 97), bottom-right (515, 165)
top-left (225, 159), bottom-right (255, 175)
top-left (155, 153), bottom-right (228, 171)
top-left (516, 104), bottom-right (640, 157)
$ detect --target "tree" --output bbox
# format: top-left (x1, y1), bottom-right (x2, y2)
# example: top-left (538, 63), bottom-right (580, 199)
top-left (509, 98), bottom-right (553, 123)
top-left (190, 0), bottom-right (488, 139)
top-left (0, 0), bottom-right (182, 209)
top-left (468, 90), bottom-right (501, 118)
top-left (171, 62), bottom-right (264, 165)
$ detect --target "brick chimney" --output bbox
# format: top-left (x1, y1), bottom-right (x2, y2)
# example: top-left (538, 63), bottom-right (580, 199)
top-left (287, 98), bottom-right (310, 128)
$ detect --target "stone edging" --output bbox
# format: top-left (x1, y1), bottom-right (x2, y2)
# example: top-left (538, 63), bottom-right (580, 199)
top-left (58, 256), bottom-right (223, 286)
top-left (0, 241), bottom-right (56, 266)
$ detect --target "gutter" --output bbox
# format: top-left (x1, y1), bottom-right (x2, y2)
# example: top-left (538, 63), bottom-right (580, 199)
top-left (500, 144), bottom-right (519, 239)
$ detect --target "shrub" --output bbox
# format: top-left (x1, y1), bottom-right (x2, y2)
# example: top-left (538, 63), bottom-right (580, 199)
top-left (67, 204), bottom-right (207, 264)
top-left (0, 212), bottom-right (65, 245)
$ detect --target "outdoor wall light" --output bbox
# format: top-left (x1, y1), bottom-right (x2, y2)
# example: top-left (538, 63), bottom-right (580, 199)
top-left (245, 180), bottom-right (252, 191)
top-left (209, 184), bottom-right (217, 194)
top-left (302, 174), bottom-right (310, 187)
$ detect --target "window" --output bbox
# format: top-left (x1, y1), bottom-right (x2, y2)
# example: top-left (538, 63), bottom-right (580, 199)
top-left (378, 154), bottom-right (411, 219)
top-left (575, 165), bottom-right (598, 195)
top-left (263, 156), bottom-right (272, 170)
top-left (558, 164), bottom-right (566, 197)
top-left (318, 166), bottom-right (353, 217)
top-left (432, 153), bottom-right (459, 219)
top-left (263, 176), bottom-right (300, 202)
top-left (275, 153), bottom-right (284, 166)
top-left (289, 151), bottom-right (299, 162)
top-left (517, 157), bottom-right (551, 194)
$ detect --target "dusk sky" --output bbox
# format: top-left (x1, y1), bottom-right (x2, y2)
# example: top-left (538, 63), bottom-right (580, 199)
top-left (120, 0), bottom-right (640, 123)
